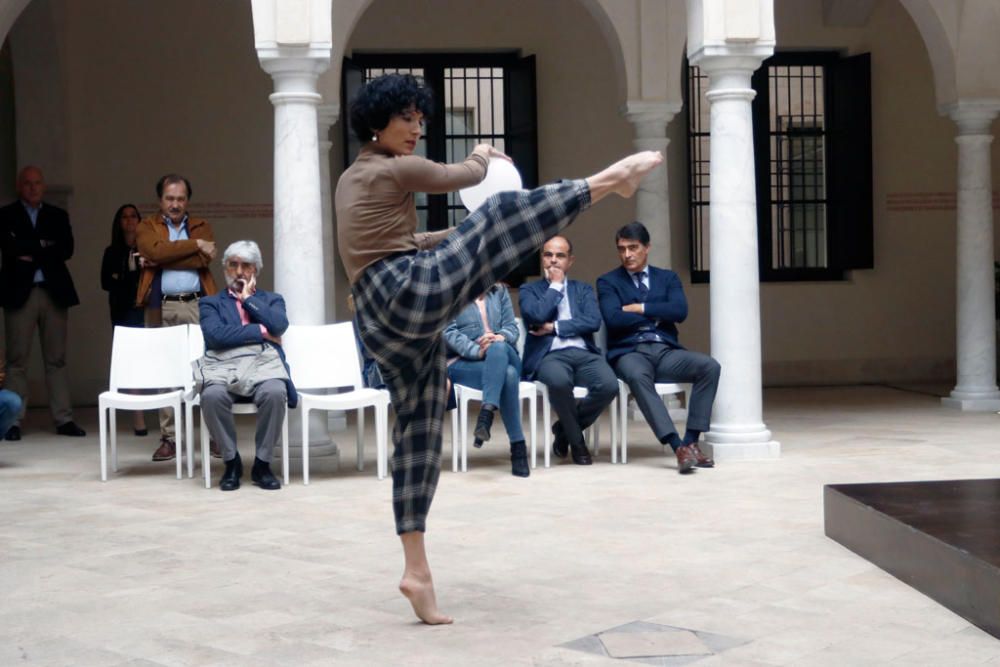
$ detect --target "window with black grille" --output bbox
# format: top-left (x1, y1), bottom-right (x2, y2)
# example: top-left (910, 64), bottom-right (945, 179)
top-left (342, 53), bottom-right (539, 285)
top-left (686, 52), bottom-right (872, 282)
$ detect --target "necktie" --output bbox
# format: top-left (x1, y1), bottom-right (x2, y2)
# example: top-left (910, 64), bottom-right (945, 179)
top-left (634, 271), bottom-right (649, 302)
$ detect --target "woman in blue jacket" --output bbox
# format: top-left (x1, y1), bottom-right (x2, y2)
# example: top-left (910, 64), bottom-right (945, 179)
top-left (443, 283), bottom-right (528, 477)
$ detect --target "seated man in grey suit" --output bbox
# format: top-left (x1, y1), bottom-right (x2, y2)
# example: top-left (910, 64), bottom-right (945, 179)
top-left (197, 240), bottom-right (296, 491)
top-left (519, 236), bottom-right (618, 466)
top-left (596, 222), bottom-right (720, 474)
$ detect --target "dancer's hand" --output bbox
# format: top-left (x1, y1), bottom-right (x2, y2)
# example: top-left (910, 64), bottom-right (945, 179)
top-left (474, 143), bottom-right (512, 164)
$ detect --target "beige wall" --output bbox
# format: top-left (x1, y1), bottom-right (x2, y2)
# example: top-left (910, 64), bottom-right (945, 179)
top-left (5, 0), bottom-right (276, 406)
top-left (3, 0), bottom-right (998, 411)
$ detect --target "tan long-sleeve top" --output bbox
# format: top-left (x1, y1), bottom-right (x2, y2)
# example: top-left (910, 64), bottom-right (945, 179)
top-left (336, 144), bottom-right (489, 284)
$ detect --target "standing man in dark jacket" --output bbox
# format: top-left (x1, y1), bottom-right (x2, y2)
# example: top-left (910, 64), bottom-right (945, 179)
top-left (0, 166), bottom-right (84, 440)
top-left (198, 240), bottom-right (294, 491)
top-left (519, 236), bottom-right (618, 465)
top-left (597, 222), bottom-right (720, 474)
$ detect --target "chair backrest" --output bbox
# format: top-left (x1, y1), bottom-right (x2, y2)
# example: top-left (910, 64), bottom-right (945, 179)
top-left (109, 325), bottom-right (191, 392)
top-left (282, 322), bottom-right (364, 392)
top-left (187, 324), bottom-right (205, 362)
top-left (514, 317), bottom-right (527, 358)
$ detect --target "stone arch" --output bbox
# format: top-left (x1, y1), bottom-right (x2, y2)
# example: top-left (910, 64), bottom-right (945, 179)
top-left (320, 0), bottom-right (633, 108)
top-left (897, 0), bottom-right (958, 108)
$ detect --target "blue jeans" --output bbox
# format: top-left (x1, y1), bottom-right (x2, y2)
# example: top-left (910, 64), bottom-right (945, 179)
top-left (448, 342), bottom-right (524, 443)
top-left (0, 389), bottom-right (22, 437)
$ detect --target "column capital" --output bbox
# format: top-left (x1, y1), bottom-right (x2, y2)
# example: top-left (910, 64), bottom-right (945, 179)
top-left (257, 48), bottom-right (331, 100)
top-left (621, 101), bottom-right (682, 138)
top-left (942, 99), bottom-right (1000, 136)
top-left (687, 44), bottom-right (772, 74)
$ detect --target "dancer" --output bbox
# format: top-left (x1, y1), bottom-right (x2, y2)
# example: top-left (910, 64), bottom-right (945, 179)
top-left (336, 73), bottom-right (661, 625)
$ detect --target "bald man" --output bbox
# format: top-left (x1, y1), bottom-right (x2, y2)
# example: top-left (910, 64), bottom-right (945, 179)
top-left (0, 166), bottom-right (84, 439)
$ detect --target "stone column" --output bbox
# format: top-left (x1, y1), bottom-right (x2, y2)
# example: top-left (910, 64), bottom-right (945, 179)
top-left (942, 102), bottom-right (1000, 411)
top-left (622, 101), bottom-right (681, 269)
top-left (695, 54), bottom-right (779, 460)
top-left (317, 103), bottom-right (346, 432)
top-left (259, 54), bottom-right (338, 463)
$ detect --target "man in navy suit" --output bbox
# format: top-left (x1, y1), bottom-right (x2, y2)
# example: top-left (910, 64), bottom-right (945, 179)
top-left (597, 222), bottom-right (720, 474)
top-left (0, 166), bottom-right (84, 440)
top-left (520, 236), bottom-right (618, 465)
top-left (198, 240), bottom-right (296, 491)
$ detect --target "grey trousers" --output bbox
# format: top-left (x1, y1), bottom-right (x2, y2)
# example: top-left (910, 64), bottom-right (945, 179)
top-left (200, 379), bottom-right (287, 463)
top-left (614, 343), bottom-right (721, 439)
top-left (3, 286), bottom-right (73, 426)
top-left (156, 299), bottom-right (200, 440)
top-left (535, 348), bottom-right (618, 447)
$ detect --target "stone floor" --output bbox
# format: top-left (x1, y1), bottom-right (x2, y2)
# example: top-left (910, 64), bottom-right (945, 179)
top-left (3, 385), bottom-right (1000, 666)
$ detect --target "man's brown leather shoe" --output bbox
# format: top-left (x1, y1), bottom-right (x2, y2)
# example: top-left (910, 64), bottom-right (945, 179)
top-left (152, 437), bottom-right (176, 462)
top-left (688, 442), bottom-right (714, 468)
top-left (675, 444), bottom-right (697, 474)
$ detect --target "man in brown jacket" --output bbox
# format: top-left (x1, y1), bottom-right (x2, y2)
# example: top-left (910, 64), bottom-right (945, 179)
top-left (136, 173), bottom-right (217, 462)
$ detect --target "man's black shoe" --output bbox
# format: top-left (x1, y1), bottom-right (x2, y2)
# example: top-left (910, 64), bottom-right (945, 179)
top-left (5, 425), bottom-right (21, 441)
top-left (251, 457), bottom-right (281, 490)
top-left (570, 443), bottom-right (593, 466)
top-left (56, 421), bottom-right (86, 437)
top-left (552, 421), bottom-right (569, 459)
top-left (220, 452), bottom-right (243, 491)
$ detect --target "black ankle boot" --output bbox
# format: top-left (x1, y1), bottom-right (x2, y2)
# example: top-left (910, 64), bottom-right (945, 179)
top-left (510, 441), bottom-right (530, 477)
top-left (473, 404), bottom-right (496, 447)
top-left (219, 452), bottom-right (242, 491)
top-left (251, 457), bottom-right (281, 490)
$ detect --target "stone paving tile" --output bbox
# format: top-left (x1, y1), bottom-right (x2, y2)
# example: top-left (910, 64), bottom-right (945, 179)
top-left (3, 387), bottom-right (1000, 665)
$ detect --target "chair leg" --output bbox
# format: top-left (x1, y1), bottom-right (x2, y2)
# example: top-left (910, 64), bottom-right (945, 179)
top-left (460, 395), bottom-right (469, 473)
top-left (610, 396), bottom-right (618, 463)
top-left (202, 415), bottom-right (211, 489)
top-left (376, 403), bottom-right (387, 480)
top-left (280, 410), bottom-right (289, 485)
top-left (302, 406), bottom-right (311, 485)
top-left (110, 408), bottom-right (118, 472)
top-left (99, 405), bottom-right (108, 482)
top-left (621, 388), bottom-right (630, 465)
top-left (174, 403), bottom-right (182, 480)
top-left (542, 389), bottom-right (551, 469)
top-left (356, 407), bottom-right (365, 472)
top-left (451, 406), bottom-right (459, 473)
top-left (529, 394), bottom-right (537, 470)
top-left (186, 403), bottom-right (194, 479)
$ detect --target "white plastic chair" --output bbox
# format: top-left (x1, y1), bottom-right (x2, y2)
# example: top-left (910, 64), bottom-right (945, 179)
top-left (188, 325), bottom-right (290, 489)
top-left (98, 325), bottom-right (190, 481)
top-left (615, 380), bottom-right (690, 463)
top-left (282, 323), bottom-right (389, 483)
top-left (452, 381), bottom-right (537, 473)
top-left (527, 320), bottom-right (618, 468)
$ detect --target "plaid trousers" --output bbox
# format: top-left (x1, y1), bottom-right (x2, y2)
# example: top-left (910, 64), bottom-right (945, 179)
top-left (353, 179), bottom-right (592, 534)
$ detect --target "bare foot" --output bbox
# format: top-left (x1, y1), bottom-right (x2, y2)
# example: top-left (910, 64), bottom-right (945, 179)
top-left (586, 150), bottom-right (664, 203)
top-left (400, 571), bottom-right (454, 625)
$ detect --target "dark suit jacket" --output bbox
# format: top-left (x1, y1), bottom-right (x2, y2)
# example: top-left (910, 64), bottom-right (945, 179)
top-left (198, 289), bottom-right (298, 408)
top-left (596, 265), bottom-right (688, 363)
top-left (0, 200), bottom-right (79, 309)
top-left (518, 277), bottom-right (602, 380)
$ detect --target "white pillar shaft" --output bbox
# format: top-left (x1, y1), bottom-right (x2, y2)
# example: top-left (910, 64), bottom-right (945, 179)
top-left (271, 79), bottom-right (325, 325)
top-left (633, 133), bottom-right (671, 269)
top-left (701, 64), bottom-right (776, 456)
top-left (943, 105), bottom-right (1000, 410)
top-left (317, 105), bottom-right (337, 324)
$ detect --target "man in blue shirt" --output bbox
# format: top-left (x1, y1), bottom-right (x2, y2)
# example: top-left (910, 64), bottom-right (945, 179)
top-left (136, 174), bottom-right (218, 462)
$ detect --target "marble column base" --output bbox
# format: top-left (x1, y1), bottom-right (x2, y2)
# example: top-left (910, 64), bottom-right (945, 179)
top-left (328, 411), bottom-right (348, 432)
top-left (941, 395), bottom-right (1000, 412)
top-left (704, 425), bottom-right (780, 460)
top-left (279, 408), bottom-right (340, 470)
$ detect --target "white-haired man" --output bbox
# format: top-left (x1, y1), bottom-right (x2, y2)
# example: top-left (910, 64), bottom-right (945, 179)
top-left (197, 240), bottom-right (296, 491)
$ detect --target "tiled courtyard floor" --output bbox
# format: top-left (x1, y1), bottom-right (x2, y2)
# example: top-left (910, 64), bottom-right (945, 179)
top-left (2, 385), bottom-right (1000, 666)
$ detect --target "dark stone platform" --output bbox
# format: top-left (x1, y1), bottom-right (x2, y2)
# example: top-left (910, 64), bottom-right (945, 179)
top-left (824, 478), bottom-right (1000, 639)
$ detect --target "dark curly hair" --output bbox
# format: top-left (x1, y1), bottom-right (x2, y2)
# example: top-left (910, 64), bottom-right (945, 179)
top-left (349, 73), bottom-right (434, 144)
